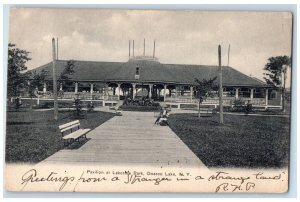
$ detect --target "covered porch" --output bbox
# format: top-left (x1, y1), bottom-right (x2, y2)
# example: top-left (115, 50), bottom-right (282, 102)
top-left (25, 80), bottom-right (279, 109)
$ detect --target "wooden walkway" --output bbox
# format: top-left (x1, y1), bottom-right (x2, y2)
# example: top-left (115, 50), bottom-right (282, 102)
top-left (41, 111), bottom-right (206, 168)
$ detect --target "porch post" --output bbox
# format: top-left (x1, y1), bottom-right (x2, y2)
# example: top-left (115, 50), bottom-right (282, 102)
top-left (265, 89), bottom-right (269, 106)
top-left (149, 84), bottom-right (153, 99)
top-left (90, 83), bottom-right (94, 100)
top-left (190, 86), bottom-right (193, 102)
top-left (132, 83), bottom-right (136, 99)
top-left (250, 88), bottom-right (254, 101)
top-left (280, 89), bottom-right (283, 108)
top-left (36, 87), bottom-right (40, 105)
top-left (163, 84), bottom-right (167, 102)
top-left (75, 82), bottom-right (78, 94)
top-left (43, 82), bottom-right (47, 94)
top-left (117, 83), bottom-right (121, 100)
top-left (105, 84), bottom-right (109, 96)
top-left (235, 88), bottom-right (239, 99)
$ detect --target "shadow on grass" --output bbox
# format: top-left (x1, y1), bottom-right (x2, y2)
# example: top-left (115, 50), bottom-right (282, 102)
top-left (64, 138), bottom-right (91, 150)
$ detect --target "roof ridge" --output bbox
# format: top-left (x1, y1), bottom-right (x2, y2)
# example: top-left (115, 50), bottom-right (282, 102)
top-left (163, 63), bottom-right (219, 68)
top-left (52, 59), bottom-right (124, 64)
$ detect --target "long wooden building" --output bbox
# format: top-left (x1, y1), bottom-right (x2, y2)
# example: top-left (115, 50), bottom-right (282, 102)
top-left (28, 54), bottom-right (281, 109)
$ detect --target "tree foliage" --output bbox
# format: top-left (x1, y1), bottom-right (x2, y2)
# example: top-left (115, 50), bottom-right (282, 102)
top-left (58, 60), bottom-right (75, 90)
top-left (194, 77), bottom-right (218, 104)
top-left (7, 43), bottom-right (31, 97)
top-left (194, 77), bottom-right (218, 118)
top-left (28, 69), bottom-right (49, 97)
top-left (263, 56), bottom-right (291, 87)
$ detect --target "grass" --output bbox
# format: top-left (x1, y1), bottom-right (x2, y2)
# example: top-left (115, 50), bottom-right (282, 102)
top-left (168, 114), bottom-right (290, 168)
top-left (5, 110), bottom-right (115, 163)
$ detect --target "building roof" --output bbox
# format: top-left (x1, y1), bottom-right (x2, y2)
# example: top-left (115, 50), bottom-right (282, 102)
top-left (31, 59), bottom-right (268, 87)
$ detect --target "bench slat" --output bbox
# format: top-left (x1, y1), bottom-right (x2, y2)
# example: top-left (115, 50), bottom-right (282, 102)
top-left (59, 120), bottom-right (80, 130)
top-left (60, 123), bottom-right (80, 133)
top-left (63, 128), bottom-right (91, 140)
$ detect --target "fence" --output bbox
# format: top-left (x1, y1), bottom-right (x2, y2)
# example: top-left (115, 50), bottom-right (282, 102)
top-left (36, 91), bottom-right (119, 101)
top-left (165, 96), bottom-right (266, 106)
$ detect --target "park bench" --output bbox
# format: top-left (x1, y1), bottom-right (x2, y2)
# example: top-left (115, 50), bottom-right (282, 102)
top-left (59, 120), bottom-right (91, 146)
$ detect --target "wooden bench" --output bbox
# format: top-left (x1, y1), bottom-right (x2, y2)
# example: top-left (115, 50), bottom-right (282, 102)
top-left (59, 120), bottom-right (91, 146)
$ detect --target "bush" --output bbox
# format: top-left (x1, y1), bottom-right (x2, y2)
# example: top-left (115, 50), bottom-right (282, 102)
top-left (73, 98), bottom-right (84, 118)
top-left (213, 99), bottom-right (253, 114)
top-left (32, 101), bottom-right (73, 109)
top-left (33, 102), bottom-right (54, 109)
top-left (15, 98), bottom-right (22, 110)
top-left (244, 103), bottom-right (253, 114)
top-left (87, 102), bottom-right (94, 112)
top-left (231, 99), bottom-right (253, 114)
top-left (123, 97), bottom-right (159, 107)
top-left (119, 105), bottom-right (161, 112)
top-left (232, 99), bottom-right (245, 112)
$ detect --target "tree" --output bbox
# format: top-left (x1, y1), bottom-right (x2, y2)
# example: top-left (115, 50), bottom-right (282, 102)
top-left (7, 43), bottom-right (31, 99)
top-left (58, 60), bottom-right (75, 92)
top-left (263, 56), bottom-right (291, 112)
top-left (263, 56), bottom-right (291, 86)
top-left (194, 77), bottom-right (217, 118)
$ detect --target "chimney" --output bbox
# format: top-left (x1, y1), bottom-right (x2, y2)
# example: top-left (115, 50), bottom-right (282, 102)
top-left (133, 40), bottom-right (135, 56)
top-left (153, 40), bottom-right (156, 58)
top-left (143, 38), bottom-right (145, 56)
top-left (56, 37), bottom-right (58, 60)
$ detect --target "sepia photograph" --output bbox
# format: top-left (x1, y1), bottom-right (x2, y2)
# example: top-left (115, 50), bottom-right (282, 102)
top-left (4, 8), bottom-right (293, 193)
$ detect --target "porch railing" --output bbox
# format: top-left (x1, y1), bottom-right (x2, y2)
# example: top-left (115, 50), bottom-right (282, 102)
top-left (26, 92), bottom-right (266, 106)
top-left (36, 91), bottom-right (119, 101)
top-left (165, 96), bottom-right (266, 106)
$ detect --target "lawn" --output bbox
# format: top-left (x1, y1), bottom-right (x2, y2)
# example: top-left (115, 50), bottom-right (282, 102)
top-left (168, 114), bottom-right (290, 168)
top-left (5, 110), bottom-right (115, 163)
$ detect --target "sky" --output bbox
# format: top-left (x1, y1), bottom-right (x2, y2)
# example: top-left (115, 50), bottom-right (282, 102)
top-left (9, 8), bottom-right (292, 86)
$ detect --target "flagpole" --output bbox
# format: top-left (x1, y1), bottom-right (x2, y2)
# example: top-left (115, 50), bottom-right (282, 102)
top-left (218, 45), bottom-right (224, 124)
top-left (227, 44), bottom-right (230, 66)
top-left (52, 38), bottom-right (58, 120)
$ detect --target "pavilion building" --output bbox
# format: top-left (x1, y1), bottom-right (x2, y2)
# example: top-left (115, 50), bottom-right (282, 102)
top-left (28, 54), bottom-right (281, 109)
